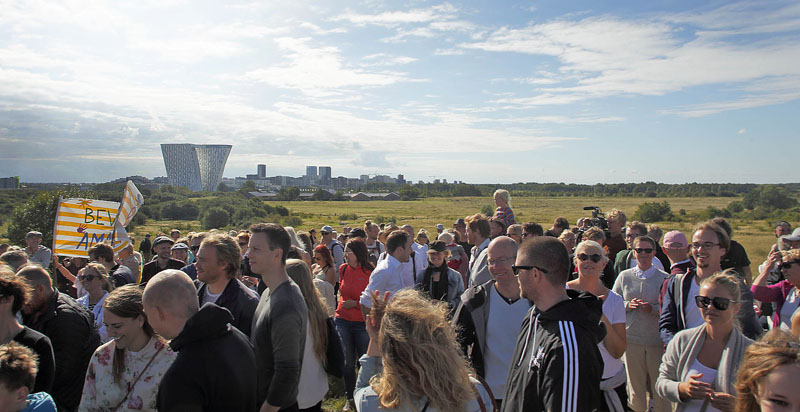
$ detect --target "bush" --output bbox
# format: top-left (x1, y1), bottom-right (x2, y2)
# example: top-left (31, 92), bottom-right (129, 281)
top-left (743, 185), bottom-right (797, 211)
top-left (704, 206), bottom-right (731, 220)
top-left (6, 188), bottom-right (95, 247)
top-left (160, 201), bottom-right (200, 220)
top-left (203, 207), bottom-right (230, 229)
top-left (480, 204), bottom-right (494, 216)
top-left (338, 213), bottom-right (358, 221)
top-left (632, 201), bottom-right (674, 223)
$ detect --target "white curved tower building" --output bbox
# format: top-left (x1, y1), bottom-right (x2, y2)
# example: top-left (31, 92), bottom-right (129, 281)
top-left (161, 144), bottom-right (231, 192)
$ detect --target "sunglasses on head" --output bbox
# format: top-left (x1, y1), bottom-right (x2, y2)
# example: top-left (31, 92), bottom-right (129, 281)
top-left (78, 274), bottom-right (99, 281)
top-left (695, 295), bottom-right (737, 310)
top-left (577, 253), bottom-right (603, 263)
top-left (634, 248), bottom-right (654, 254)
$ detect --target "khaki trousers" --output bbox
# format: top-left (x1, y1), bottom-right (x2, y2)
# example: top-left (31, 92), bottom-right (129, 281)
top-left (623, 342), bottom-right (671, 412)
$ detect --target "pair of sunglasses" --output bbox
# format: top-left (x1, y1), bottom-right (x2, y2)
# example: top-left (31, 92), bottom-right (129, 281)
top-left (634, 248), bottom-right (654, 254)
top-left (780, 260), bottom-right (800, 271)
top-left (577, 253), bottom-right (603, 263)
top-left (78, 274), bottom-right (99, 281)
top-left (695, 295), bottom-right (737, 310)
top-left (511, 265), bottom-right (549, 276)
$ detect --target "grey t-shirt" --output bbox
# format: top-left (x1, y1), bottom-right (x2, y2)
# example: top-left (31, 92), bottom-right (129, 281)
top-left (251, 279), bottom-right (308, 409)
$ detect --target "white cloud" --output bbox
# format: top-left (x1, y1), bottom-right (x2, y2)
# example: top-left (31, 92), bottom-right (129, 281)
top-left (331, 3), bottom-right (458, 27)
top-left (240, 37), bottom-right (422, 96)
top-left (738, 128), bottom-right (747, 134)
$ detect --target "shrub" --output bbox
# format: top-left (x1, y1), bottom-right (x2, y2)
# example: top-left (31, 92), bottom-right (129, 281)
top-left (480, 204), bottom-right (494, 216)
top-left (203, 207), bottom-right (230, 229)
top-left (632, 201), bottom-right (674, 223)
top-left (338, 213), bottom-right (358, 221)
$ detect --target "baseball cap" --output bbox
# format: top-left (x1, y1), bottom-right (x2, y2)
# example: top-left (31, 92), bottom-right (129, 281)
top-left (428, 240), bottom-right (447, 253)
top-left (435, 224), bottom-right (444, 231)
top-left (781, 228), bottom-right (800, 243)
top-left (663, 231), bottom-right (688, 249)
top-left (25, 231), bottom-right (43, 239)
top-left (171, 243), bottom-right (189, 251)
top-left (321, 225), bottom-right (334, 234)
top-left (775, 220), bottom-right (791, 229)
top-left (454, 218), bottom-right (466, 227)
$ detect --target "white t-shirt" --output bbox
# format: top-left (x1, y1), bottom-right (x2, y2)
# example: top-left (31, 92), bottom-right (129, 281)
top-left (599, 291), bottom-right (626, 379)
top-left (484, 286), bottom-right (530, 398)
top-left (202, 287), bottom-right (222, 305)
top-left (297, 316), bottom-right (328, 408)
top-left (780, 288), bottom-right (800, 331)
top-left (684, 279), bottom-right (705, 329)
top-left (683, 359), bottom-right (722, 412)
top-left (565, 285), bottom-right (626, 379)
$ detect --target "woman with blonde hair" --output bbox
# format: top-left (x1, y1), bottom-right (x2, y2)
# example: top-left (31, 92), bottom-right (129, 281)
top-left (417, 241), bottom-right (464, 308)
top-left (355, 289), bottom-right (493, 412)
top-left (752, 248), bottom-right (800, 333)
top-left (492, 189), bottom-right (516, 228)
top-left (286, 259), bottom-right (334, 412)
top-left (656, 271), bottom-right (754, 412)
top-left (79, 285), bottom-right (176, 411)
top-left (735, 329), bottom-right (800, 412)
top-left (77, 263), bottom-right (114, 342)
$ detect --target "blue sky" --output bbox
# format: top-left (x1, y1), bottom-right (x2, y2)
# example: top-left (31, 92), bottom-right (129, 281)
top-left (1, 0), bottom-right (798, 184)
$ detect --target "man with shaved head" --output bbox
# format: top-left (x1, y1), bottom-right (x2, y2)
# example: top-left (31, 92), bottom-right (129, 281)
top-left (19, 265), bottom-right (100, 412)
top-left (453, 236), bottom-right (530, 408)
top-left (143, 269), bottom-right (256, 411)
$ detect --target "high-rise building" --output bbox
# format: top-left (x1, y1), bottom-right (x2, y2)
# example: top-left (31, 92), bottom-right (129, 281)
top-left (161, 144), bottom-right (231, 191)
top-left (319, 166), bottom-right (331, 184)
top-left (305, 166), bottom-right (318, 177)
top-left (258, 164), bottom-right (266, 178)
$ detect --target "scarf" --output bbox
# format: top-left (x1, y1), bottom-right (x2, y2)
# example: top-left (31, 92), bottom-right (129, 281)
top-left (421, 262), bottom-right (450, 302)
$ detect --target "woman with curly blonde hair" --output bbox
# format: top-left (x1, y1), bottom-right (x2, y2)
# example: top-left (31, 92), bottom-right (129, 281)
top-left (735, 329), bottom-right (800, 412)
top-left (355, 289), bottom-right (493, 412)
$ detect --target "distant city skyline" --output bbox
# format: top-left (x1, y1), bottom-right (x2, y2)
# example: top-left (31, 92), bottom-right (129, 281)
top-left (1, 1), bottom-right (799, 184)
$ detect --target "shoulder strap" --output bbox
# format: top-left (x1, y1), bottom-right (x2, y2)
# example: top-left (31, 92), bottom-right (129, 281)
top-left (469, 373), bottom-right (497, 412)
top-left (420, 398), bottom-right (430, 412)
top-left (112, 344), bottom-right (165, 411)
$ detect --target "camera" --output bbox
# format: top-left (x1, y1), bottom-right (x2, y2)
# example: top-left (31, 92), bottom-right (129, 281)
top-left (577, 206), bottom-right (610, 241)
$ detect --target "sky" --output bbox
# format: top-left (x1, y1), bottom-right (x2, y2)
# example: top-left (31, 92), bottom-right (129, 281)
top-left (1, 0), bottom-right (799, 185)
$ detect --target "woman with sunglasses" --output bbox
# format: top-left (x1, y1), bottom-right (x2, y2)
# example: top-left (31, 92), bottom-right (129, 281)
top-left (336, 239), bottom-right (375, 411)
top-left (656, 271), bottom-right (753, 412)
top-left (752, 249), bottom-right (800, 333)
top-left (613, 236), bottom-right (670, 412)
top-left (312, 245), bottom-right (337, 288)
top-left (77, 263), bottom-right (114, 343)
top-left (566, 240), bottom-right (628, 411)
top-left (80, 285), bottom-right (176, 411)
top-left (417, 241), bottom-right (464, 309)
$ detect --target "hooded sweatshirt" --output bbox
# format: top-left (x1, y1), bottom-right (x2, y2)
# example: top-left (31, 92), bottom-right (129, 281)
top-left (157, 303), bottom-right (257, 412)
top-left (501, 289), bottom-right (607, 412)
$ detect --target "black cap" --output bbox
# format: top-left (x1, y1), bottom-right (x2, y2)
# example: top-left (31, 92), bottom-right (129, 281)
top-left (349, 228), bottom-right (367, 238)
top-left (454, 218), bottom-right (466, 226)
top-left (429, 240), bottom-right (447, 253)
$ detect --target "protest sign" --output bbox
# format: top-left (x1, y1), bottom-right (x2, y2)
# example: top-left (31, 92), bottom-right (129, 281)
top-left (52, 198), bottom-right (131, 258)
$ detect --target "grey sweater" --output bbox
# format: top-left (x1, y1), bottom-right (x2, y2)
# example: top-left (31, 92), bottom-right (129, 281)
top-left (655, 325), bottom-right (752, 411)
top-left (251, 279), bottom-right (308, 409)
top-left (612, 266), bottom-right (668, 346)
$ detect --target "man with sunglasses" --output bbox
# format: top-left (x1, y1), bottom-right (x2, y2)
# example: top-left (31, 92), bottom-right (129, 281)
top-left (452, 236), bottom-right (530, 409)
top-left (659, 221), bottom-right (762, 345)
top-left (179, 232), bottom-right (207, 281)
top-left (503, 237), bottom-right (605, 412)
top-left (612, 221), bottom-right (665, 280)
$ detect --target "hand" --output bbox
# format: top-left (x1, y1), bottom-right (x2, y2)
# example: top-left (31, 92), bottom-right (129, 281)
top-left (678, 374), bottom-right (713, 400)
top-left (636, 299), bottom-right (652, 313)
top-left (241, 276), bottom-right (257, 288)
top-left (767, 249), bottom-right (782, 267)
top-left (709, 392), bottom-right (735, 412)
top-left (628, 299), bottom-right (640, 310)
top-left (365, 291), bottom-right (390, 339)
top-left (342, 299), bottom-right (357, 309)
top-left (753, 304), bottom-right (762, 317)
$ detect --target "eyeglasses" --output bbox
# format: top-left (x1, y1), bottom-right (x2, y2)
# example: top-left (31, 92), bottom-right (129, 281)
top-left (522, 233), bottom-right (534, 238)
top-left (691, 242), bottom-right (719, 250)
top-left (577, 253), bottom-right (603, 263)
top-left (78, 274), bottom-right (99, 281)
top-left (488, 257), bottom-right (515, 266)
top-left (634, 248), bottom-right (654, 254)
top-left (512, 265), bottom-right (549, 276)
top-left (780, 261), bottom-right (800, 271)
top-left (625, 233), bottom-right (639, 239)
top-left (695, 295), bottom-right (737, 310)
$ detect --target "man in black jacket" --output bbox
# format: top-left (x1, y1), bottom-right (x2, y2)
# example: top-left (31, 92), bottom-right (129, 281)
top-left (19, 266), bottom-right (100, 412)
top-left (503, 237), bottom-right (606, 412)
top-left (194, 233), bottom-right (259, 337)
top-left (143, 269), bottom-right (256, 411)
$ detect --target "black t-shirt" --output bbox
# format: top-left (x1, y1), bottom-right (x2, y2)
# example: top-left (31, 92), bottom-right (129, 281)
top-left (14, 326), bottom-right (55, 393)
top-left (721, 240), bottom-right (751, 277)
top-left (141, 258), bottom-right (186, 286)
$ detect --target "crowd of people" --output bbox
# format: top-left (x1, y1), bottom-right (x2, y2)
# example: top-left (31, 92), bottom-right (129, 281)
top-left (0, 189), bottom-right (799, 411)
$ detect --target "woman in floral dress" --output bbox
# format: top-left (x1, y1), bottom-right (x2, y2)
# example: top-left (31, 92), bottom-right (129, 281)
top-left (79, 285), bottom-right (176, 412)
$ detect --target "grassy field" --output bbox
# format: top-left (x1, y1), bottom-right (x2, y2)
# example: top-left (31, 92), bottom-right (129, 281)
top-left (262, 196), bottom-right (778, 274)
